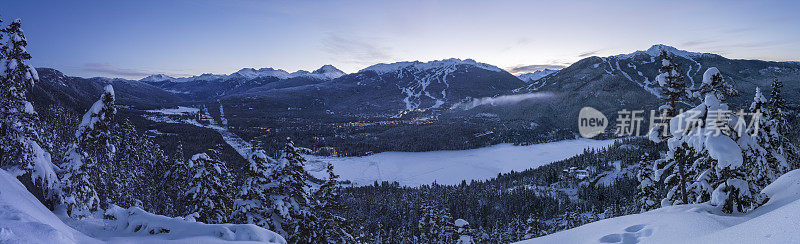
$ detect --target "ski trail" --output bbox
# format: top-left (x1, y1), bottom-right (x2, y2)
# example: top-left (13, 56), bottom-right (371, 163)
top-left (200, 104), bottom-right (255, 162)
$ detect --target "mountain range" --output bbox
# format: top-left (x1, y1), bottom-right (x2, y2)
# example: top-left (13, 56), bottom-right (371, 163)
top-left (30, 44), bottom-right (800, 159)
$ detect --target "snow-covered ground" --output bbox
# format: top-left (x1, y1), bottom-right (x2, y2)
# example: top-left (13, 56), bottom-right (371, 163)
top-left (0, 169), bottom-right (285, 244)
top-left (305, 138), bottom-right (617, 186)
top-left (518, 169), bottom-right (800, 244)
top-left (144, 105), bottom-right (258, 163)
top-left (0, 170), bottom-right (91, 243)
top-left (145, 106), bottom-right (201, 115)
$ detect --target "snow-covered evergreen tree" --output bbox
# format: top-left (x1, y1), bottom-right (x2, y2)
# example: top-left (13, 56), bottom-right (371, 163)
top-left (455, 218), bottom-right (474, 244)
top-left (504, 217), bottom-right (527, 242)
top-left (654, 143), bottom-right (698, 206)
top-left (558, 211), bottom-right (587, 231)
top-left (524, 216), bottom-right (548, 239)
top-left (310, 163), bottom-right (354, 243)
top-left (233, 150), bottom-right (276, 226)
top-left (0, 18), bottom-right (59, 200)
top-left (662, 67), bottom-right (759, 213)
top-left (694, 67), bottom-right (738, 101)
top-left (108, 121), bottom-right (142, 208)
top-left (110, 120), bottom-right (173, 213)
top-left (266, 137), bottom-right (315, 241)
top-left (182, 151), bottom-right (234, 224)
top-left (742, 88), bottom-right (776, 190)
top-left (417, 201), bottom-right (455, 243)
top-left (649, 49), bottom-right (693, 207)
top-left (635, 154), bottom-right (660, 212)
top-left (654, 49), bottom-right (686, 118)
top-left (737, 82), bottom-right (796, 207)
top-left (60, 85), bottom-right (116, 217)
top-left (765, 79), bottom-right (798, 170)
top-left (163, 143), bottom-right (191, 216)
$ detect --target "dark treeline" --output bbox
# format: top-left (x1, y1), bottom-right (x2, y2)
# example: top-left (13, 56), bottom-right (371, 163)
top-left (339, 138), bottom-right (663, 242)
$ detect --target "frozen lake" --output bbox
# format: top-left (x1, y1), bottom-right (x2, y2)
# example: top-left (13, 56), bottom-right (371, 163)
top-left (305, 138), bottom-right (617, 186)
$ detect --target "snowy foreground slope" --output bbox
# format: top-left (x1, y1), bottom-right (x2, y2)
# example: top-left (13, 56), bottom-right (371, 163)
top-left (519, 169), bottom-right (800, 244)
top-left (0, 170), bottom-right (91, 243)
top-left (306, 138), bottom-right (616, 186)
top-left (0, 170), bottom-right (285, 244)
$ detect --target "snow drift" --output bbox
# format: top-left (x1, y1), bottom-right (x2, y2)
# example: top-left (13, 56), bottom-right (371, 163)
top-left (0, 169), bottom-right (286, 244)
top-left (0, 169), bottom-right (89, 243)
top-left (519, 169), bottom-right (800, 244)
top-left (104, 206), bottom-right (286, 243)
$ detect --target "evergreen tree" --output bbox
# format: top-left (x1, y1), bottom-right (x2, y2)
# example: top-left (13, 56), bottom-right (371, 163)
top-left (110, 120), bottom-right (173, 213)
top-left (650, 49), bottom-right (692, 206)
top-left (60, 85), bottom-right (116, 217)
top-left (654, 49), bottom-right (686, 118)
top-left (310, 163), bottom-right (354, 243)
top-left (108, 120), bottom-right (143, 208)
top-left (551, 210), bottom-right (586, 232)
top-left (524, 216), bottom-right (548, 239)
top-left (687, 154), bottom-right (715, 203)
top-left (455, 218), bottom-right (475, 244)
top-left (0, 18), bottom-right (59, 200)
top-left (417, 201), bottom-right (455, 243)
top-left (266, 137), bottom-right (315, 241)
top-left (694, 67), bottom-right (737, 101)
top-left (163, 143), bottom-right (191, 216)
top-left (182, 151), bottom-right (234, 224)
top-left (662, 67), bottom-right (758, 213)
top-left (654, 126), bottom-right (699, 207)
top-left (635, 154), bottom-right (659, 212)
top-left (739, 84), bottom-right (795, 207)
top-left (233, 150), bottom-right (276, 226)
top-left (766, 79), bottom-right (798, 170)
top-left (743, 88), bottom-right (776, 190)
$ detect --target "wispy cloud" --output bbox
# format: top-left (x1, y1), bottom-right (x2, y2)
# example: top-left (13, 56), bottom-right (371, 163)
top-left (321, 33), bottom-right (392, 65)
top-left (80, 63), bottom-right (151, 78)
top-left (450, 92), bottom-right (553, 110)
top-left (500, 37), bottom-right (534, 53)
top-left (506, 64), bottom-right (566, 75)
top-left (578, 50), bottom-right (601, 58)
top-left (77, 63), bottom-right (191, 79)
top-left (723, 27), bottom-right (756, 34)
top-left (682, 39), bottom-right (718, 47)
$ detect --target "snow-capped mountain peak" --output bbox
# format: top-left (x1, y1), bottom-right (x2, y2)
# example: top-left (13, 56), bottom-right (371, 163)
top-left (518, 69), bottom-right (559, 83)
top-left (141, 65), bottom-right (347, 83)
top-left (616, 44), bottom-right (707, 59)
top-left (312, 64), bottom-right (345, 79)
top-left (360, 58), bottom-right (503, 75)
top-left (233, 67), bottom-right (291, 79)
top-left (139, 74), bottom-right (175, 82)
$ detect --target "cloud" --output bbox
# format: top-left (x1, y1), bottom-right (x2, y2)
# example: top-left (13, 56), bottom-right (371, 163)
top-left (321, 33), bottom-right (392, 65)
top-left (682, 39), bottom-right (718, 47)
top-left (500, 37), bottom-right (534, 53)
top-left (77, 63), bottom-right (192, 79)
top-left (578, 50), bottom-right (601, 57)
top-left (723, 27), bottom-right (756, 34)
top-left (79, 63), bottom-right (151, 78)
top-left (506, 64), bottom-right (566, 74)
top-left (450, 92), bottom-right (553, 110)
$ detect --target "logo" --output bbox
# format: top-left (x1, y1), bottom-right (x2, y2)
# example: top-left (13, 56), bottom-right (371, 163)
top-left (578, 107), bottom-right (607, 138)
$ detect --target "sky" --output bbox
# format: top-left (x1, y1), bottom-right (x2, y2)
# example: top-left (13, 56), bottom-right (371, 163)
top-left (4, 0), bottom-right (800, 79)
